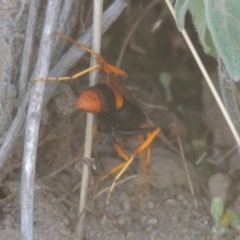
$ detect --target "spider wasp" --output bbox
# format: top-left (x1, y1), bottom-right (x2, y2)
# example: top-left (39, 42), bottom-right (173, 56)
top-left (37, 34), bottom-right (161, 202)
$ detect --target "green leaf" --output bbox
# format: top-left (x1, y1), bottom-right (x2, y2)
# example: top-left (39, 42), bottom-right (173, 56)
top-left (159, 72), bottom-right (172, 102)
top-left (175, 0), bottom-right (191, 30)
top-left (188, 0), bottom-right (218, 58)
top-left (227, 209), bottom-right (240, 228)
top-left (204, 0), bottom-right (240, 81)
top-left (211, 197), bottom-right (224, 222)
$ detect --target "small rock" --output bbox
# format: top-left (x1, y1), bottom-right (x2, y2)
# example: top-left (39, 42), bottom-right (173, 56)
top-left (146, 201), bottom-right (154, 209)
top-left (208, 173), bottom-right (231, 204)
top-left (165, 198), bottom-right (177, 205)
top-left (147, 218), bottom-right (158, 226)
top-left (145, 226), bottom-right (154, 233)
top-left (101, 215), bottom-right (107, 224)
top-left (63, 217), bottom-right (70, 225)
top-left (118, 192), bottom-right (131, 211)
top-left (182, 199), bottom-right (191, 208)
top-left (176, 193), bottom-right (184, 201)
top-left (123, 201), bottom-right (131, 211)
top-left (118, 217), bottom-right (127, 226)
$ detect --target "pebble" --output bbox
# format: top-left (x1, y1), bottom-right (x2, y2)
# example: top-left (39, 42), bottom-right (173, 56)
top-left (101, 215), bottom-right (107, 224)
top-left (63, 217), bottom-right (70, 225)
top-left (146, 201), bottom-right (154, 209)
top-left (145, 226), bottom-right (154, 233)
top-left (176, 193), bottom-right (184, 201)
top-left (147, 218), bottom-right (158, 226)
top-left (165, 198), bottom-right (177, 205)
top-left (118, 217), bottom-right (127, 226)
top-left (124, 201), bottom-right (131, 211)
top-left (208, 173), bottom-right (231, 203)
top-left (118, 192), bottom-right (131, 211)
top-left (182, 199), bottom-right (191, 208)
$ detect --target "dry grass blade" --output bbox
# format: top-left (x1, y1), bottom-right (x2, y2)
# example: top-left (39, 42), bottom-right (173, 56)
top-left (165, 0), bottom-right (240, 150)
top-left (20, 1), bottom-right (61, 239)
top-left (177, 137), bottom-right (197, 209)
top-left (75, 1), bottom-right (103, 238)
top-left (75, 1), bottom-right (127, 239)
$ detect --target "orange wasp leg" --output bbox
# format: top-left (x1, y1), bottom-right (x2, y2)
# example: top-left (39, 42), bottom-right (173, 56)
top-left (55, 33), bottom-right (128, 77)
top-left (97, 137), bottom-right (131, 183)
top-left (111, 137), bottom-right (130, 162)
top-left (97, 131), bottom-right (152, 184)
top-left (35, 64), bottom-right (100, 81)
top-left (99, 146), bottom-right (150, 186)
top-left (106, 127), bottom-right (161, 204)
top-left (35, 33), bottom-right (127, 81)
top-left (97, 162), bottom-right (127, 183)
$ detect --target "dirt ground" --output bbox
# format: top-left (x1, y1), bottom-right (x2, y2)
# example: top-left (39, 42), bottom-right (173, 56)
top-left (1, 2), bottom-right (240, 240)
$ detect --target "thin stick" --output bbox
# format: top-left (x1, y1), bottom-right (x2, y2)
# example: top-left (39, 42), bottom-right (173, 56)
top-left (76, 0), bottom-right (100, 239)
top-left (18, 0), bottom-right (40, 99)
top-left (177, 136), bottom-right (197, 209)
top-left (165, 0), bottom-right (240, 149)
top-left (0, 0), bottom-right (128, 168)
top-left (20, 1), bottom-right (61, 240)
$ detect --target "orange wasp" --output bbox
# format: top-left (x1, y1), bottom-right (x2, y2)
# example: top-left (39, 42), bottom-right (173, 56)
top-left (38, 34), bottom-right (161, 201)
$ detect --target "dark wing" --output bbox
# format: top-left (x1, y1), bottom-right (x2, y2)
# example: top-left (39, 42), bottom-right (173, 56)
top-left (104, 73), bottom-right (144, 116)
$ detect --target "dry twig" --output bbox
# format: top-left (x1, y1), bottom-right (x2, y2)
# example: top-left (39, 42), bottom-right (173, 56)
top-left (20, 2), bottom-right (61, 240)
top-left (177, 136), bottom-right (197, 209)
top-left (75, 0), bottom-right (103, 238)
top-left (18, 0), bottom-right (40, 99)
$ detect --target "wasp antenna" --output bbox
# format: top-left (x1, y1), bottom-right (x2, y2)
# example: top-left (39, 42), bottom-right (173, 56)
top-left (55, 33), bottom-right (101, 57)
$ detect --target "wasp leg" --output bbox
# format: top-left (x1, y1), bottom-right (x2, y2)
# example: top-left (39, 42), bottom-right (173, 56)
top-left (110, 136), bottom-right (130, 162)
top-left (34, 64), bottom-right (100, 81)
top-left (97, 136), bottom-right (130, 184)
top-left (97, 162), bottom-right (127, 183)
top-left (106, 127), bottom-right (161, 204)
top-left (35, 33), bottom-right (127, 81)
top-left (55, 34), bottom-right (127, 77)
